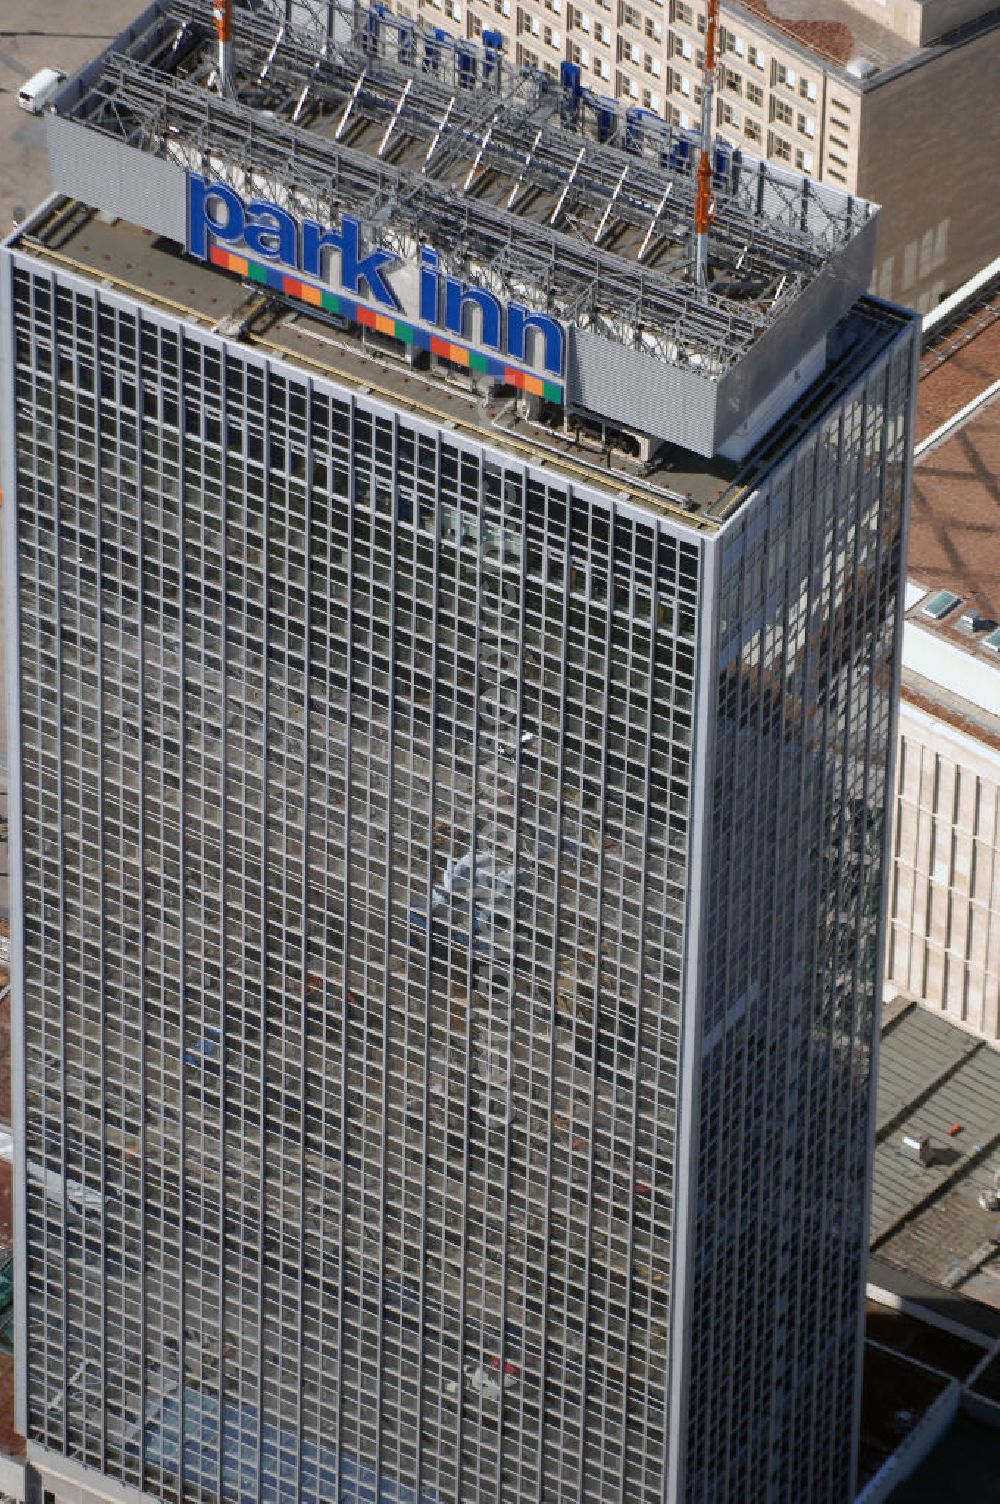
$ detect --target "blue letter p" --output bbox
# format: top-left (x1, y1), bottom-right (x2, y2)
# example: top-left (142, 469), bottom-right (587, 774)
top-left (188, 173), bottom-right (245, 260)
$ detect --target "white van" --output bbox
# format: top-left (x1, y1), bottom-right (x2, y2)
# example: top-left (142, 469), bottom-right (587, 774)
top-left (17, 68), bottom-right (67, 115)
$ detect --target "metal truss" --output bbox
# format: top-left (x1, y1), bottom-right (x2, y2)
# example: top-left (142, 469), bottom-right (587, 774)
top-left (61, 0), bottom-right (875, 375)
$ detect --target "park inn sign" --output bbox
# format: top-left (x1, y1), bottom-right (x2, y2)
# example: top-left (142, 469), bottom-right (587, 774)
top-left (187, 172), bottom-right (567, 399)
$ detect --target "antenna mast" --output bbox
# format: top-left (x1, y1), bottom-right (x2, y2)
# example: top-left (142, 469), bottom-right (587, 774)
top-left (213, 0), bottom-right (234, 95)
top-left (694, 0), bottom-right (719, 289)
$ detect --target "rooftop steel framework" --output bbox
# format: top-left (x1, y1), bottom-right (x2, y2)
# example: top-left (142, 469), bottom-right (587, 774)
top-left (56, 0), bottom-right (876, 377)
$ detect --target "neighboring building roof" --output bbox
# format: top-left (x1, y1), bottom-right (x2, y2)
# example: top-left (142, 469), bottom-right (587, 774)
top-left (916, 279), bottom-right (1000, 442)
top-left (733, 0), bottom-right (918, 73)
top-left (909, 389), bottom-right (1000, 633)
top-left (871, 1000), bottom-right (1000, 1307)
top-left (900, 279), bottom-right (1000, 731)
top-left (728, 0), bottom-right (1000, 87)
top-left (857, 1298), bottom-right (995, 1496)
top-left (886, 1411), bottom-right (1000, 1502)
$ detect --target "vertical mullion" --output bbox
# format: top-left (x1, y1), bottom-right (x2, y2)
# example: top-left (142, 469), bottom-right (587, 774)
top-left (254, 360), bottom-right (271, 1504)
top-left (50, 273), bottom-right (70, 1444)
top-left (491, 464), bottom-right (527, 1501)
top-left (332, 392), bottom-right (356, 1490)
top-left (533, 488), bottom-right (572, 1501)
top-left (294, 379), bottom-right (314, 1503)
top-left (572, 496), bottom-right (614, 1498)
top-left (453, 461), bottom-right (485, 1495)
top-left (372, 411), bottom-right (400, 1498)
top-left (617, 526), bottom-right (659, 1501)
top-left (93, 292), bottom-right (109, 1477)
top-left (176, 321), bottom-right (189, 1504)
top-left (215, 343), bottom-right (230, 1504)
top-left (415, 431), bottom-right (443, 1501)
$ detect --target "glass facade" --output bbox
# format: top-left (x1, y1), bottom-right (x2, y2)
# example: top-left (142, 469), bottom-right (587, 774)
top-left (685, 324), bottom-right (914, 1502)
top-left (4, 245), bottom-right (916, 1504)
top-left (7, 260), bottom-right (707, 1504)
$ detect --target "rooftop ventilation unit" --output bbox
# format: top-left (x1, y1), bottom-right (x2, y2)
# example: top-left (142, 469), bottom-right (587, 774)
top-left (979, 1172), bottom-right (1000, 1214)
top-left (921, 589), bottom-right (960, 621)
top-left (900, 1133), bottom-right (934, 1167)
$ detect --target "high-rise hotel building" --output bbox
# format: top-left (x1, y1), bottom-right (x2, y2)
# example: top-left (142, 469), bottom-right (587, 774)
top-left (2, 4), bottom-right (917, 1502)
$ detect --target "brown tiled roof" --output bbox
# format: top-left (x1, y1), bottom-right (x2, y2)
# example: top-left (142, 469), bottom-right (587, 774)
top-left (909, 390), bottom-right (1000, 624)
top-left (740, 0), bottom-right (855, 63)
top-left (917, 295), bottom-right (1000, 442)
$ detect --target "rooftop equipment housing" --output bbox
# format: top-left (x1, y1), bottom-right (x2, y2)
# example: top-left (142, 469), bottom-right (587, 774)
top-left (44, 0), bottom-right (880, 457)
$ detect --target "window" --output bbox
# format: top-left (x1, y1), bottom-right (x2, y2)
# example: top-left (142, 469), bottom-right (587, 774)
top-left (794, 147), bottom-right (813, 173)
top-left (799, 75), bottom-right (816, 101)
top-left (622, 3), bottom-right (641, 27)
top-left (748, 43), bottom-right (765, 68)
top-left (744, 117), bottom-right (762, 143)
top-left (797, 111), bottom-right (815, 137)
top-left (672, 0), bottom-right (693, 24)
top-left (722, 66), bottom-right (742, 95)
top-left (773, 61), bottom-right (796, 88)
top-left (644, 16), bottom-right (661, 40)
top-left (771, 97), bottom-right (792, 126)
top-left (746, 80), bottom-right (763, 107)
top-left (769, 132), bottom-right (791, 161)
top-left (720, 99), bottom-right (739, 128)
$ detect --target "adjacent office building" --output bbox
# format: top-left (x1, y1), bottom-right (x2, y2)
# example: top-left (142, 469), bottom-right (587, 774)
top-left (2, 3), bottom-right (918, 1501)
top-left (883, 296), bottom-right (1000, 1044)
top-left (397, 0), bottom-right (1000, 311)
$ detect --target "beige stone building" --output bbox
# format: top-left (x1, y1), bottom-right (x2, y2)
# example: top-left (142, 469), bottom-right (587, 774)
top-left (393, 0), bottom-right (1000, 311)
top-left (883, 290), bottom-right (1000, 1043)
top-left (889, 690), bottom-right (1000, 1043)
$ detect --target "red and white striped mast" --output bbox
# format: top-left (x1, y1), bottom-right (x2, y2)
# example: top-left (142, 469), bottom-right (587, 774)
top-left (213, 0), bottom-right (234, 96)
top-left (694, 0), bottom-right (720, 289)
